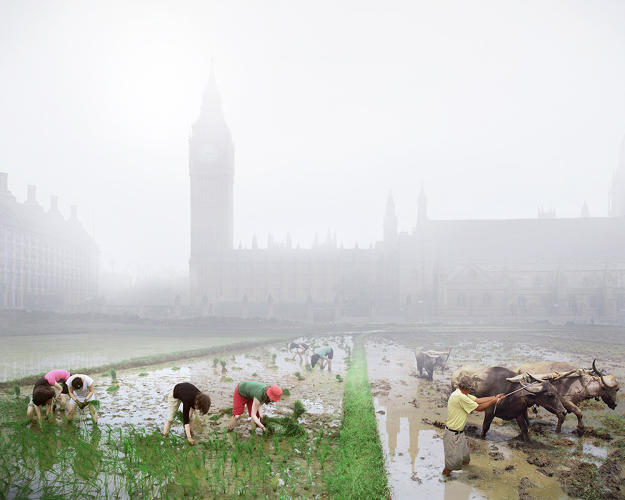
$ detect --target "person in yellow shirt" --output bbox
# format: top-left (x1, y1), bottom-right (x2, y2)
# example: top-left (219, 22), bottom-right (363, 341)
top-left (443, 376), bottom-right (505, 476)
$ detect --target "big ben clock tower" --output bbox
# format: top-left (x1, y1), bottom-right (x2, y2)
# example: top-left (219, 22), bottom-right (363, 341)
top-left (189, 67), bottom-right (234, 306)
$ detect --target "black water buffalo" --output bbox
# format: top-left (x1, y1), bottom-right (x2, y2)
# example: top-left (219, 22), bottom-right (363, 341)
top-left (516, 359), bottom-right (619, 434)
top-left (452, 365), bottom-right (566, 441)
top-left (415, 349), bottom-right (450, 381)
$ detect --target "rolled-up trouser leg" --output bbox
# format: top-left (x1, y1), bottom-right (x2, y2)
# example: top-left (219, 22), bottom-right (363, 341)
top-left (443, 429), bottom-right (467, 471)
top-left (461, 433), bottom-right (470, 463)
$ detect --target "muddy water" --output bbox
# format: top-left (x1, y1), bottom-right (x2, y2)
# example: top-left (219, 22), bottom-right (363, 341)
top-left (64, 335), bottom-right (351, 439)
top-left (366, 340), bottom-right (570, 500)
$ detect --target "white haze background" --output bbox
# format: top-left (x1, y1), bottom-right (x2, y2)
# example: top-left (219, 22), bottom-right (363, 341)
top-left (1, 0), bottom-right (624, 276)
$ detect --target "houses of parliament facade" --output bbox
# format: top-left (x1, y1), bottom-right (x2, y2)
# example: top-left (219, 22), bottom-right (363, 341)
top-left (0, 173), bottom-right (98, 311)
top-left (190, 73), bottom-right (625, 322)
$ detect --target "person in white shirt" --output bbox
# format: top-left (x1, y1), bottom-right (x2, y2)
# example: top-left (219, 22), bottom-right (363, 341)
top-left (66, 374), bottom-right (98, 424)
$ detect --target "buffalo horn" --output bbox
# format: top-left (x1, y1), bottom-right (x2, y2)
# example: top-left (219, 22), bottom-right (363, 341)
top-left (520, 380), bottom-right (544, 394)
top-left (592, 359), bottom-right (600, 374)
top-left (591, 359), bottom-right (612, 387)
top-left (527, 373), bottom-right (544, 384)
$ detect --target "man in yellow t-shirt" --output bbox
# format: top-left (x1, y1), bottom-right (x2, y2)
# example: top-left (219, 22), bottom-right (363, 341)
top-left (442, 376), bottom-right (505, 476)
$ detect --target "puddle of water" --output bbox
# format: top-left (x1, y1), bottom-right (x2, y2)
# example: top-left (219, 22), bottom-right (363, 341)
top-left (581, 442), bottom-right (607, 460)
top-left (367, 339), bottom-right (570, 500)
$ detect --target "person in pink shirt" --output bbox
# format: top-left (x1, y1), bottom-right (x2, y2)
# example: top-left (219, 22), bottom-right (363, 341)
top-left (44, 369), bottom-right (70, 390)
top-left (36, 369), bottom-right (71, 410)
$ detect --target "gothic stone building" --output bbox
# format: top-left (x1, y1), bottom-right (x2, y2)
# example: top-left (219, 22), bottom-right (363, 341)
top-left (0, 173), bottom-right (98, 311)
top-left (189, 74), bottom-right (625, 322)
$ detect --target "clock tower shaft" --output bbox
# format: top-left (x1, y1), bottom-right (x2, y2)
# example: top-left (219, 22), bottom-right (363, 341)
top-left (189, 68), bottom-right (234, 306)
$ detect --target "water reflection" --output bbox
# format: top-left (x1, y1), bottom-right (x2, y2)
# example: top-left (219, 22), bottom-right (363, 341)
top-left (379, 397), bottom-right (484, 500)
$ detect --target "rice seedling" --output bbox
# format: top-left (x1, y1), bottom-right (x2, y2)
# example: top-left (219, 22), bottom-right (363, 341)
top-left (106, 384), bottom-right (119, 392)
top-left (110, 369), bottom-right (117, 382)
top-left (13, 384), bottom-right (20, 397)
top-left (282, 388), bottom-right (291, 396)
top-left (212, 358), bottom-right (220, 368)
top-left (223, 377), bottom-right (233, 382)
top-left (220, 360), bottom-right (227, 374)
top-left (305, 364), bottom-right (313, 372)
top-left (0, 337), bottom-right (352, 499)
top-left (252, 372), bottom-right (258, 377)
top-left (262, 400), bottom-right (306, 437)
top-left (336, 374), bottom-right (344, 383)
top-left (218, 407), bottom-right (233, 416)
top-left (87, 400), bottom-right (101, 410)
top-left (171, 366), bottom-right (181, 371)
top-left (138, 372), bottom-right (148, 376)
top-left (294, 371), bottom-right (304, 381)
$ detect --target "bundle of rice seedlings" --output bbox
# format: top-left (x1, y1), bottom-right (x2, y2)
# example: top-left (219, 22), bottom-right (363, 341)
top-left (262, 400), bottom-right (306, 437)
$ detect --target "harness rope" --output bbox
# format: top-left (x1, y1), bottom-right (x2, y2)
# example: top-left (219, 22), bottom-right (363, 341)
top-left (493, 380), bottom-right (542, 414)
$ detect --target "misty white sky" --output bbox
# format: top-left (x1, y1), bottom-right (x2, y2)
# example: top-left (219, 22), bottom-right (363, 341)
top-left (1, 0), bottom-right (624, 276)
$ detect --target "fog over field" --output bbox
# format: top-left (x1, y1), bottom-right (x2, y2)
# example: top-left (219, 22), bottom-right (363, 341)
top-left (1, 0), bottom-right (624, 274)
top-left (2, 3), bottom-right (625, 499)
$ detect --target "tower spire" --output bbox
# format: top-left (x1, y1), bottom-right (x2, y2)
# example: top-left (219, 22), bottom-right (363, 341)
top-left (384, 192), bottom-right (397, 243)
top-left (189, 60), bottom-right (235, 308)
top-left (198, 60), bottom-right (224, 122)
top-left (417, 184), bottom-right (427, 225)
top-left (610, 135), bottom-right (625, 217)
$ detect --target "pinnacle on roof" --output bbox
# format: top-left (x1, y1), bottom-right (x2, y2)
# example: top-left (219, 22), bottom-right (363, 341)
top-left (198, 60), bottom-right (224, 121)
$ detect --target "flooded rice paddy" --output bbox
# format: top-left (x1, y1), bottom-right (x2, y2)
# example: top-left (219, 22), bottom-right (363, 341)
top-left (3, 324), bottom-right (625, 499)
top-left (3, 335), bottom-right (352, 499)
top-left (0, 326), bottom-right (305, 382)
top-left (367, 326), bottom-right (625, 499)
top-left (88, 336), bottom-right (351, 435)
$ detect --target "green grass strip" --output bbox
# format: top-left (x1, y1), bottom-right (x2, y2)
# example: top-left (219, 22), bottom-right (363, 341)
top-left (326, 338), bottom-right (389, 499)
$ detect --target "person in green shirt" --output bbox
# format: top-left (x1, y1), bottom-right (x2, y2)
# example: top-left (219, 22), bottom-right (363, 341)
top-left (442, 376), bottom-right (505, 476)
top-left (227, 381), bottom-right (282, 433)
top-left (310, 346), bottom-right (334, 371)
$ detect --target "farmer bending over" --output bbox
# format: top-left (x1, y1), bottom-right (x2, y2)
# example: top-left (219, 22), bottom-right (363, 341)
top-left (40, 369), bottom-right (70, 410)
top-left (162, 382), bottom-right (211, 445)
top-left (228, 381), bottom-right (282, 433)
top-left (66, 374), bottom-right (98, 424)
top-left (289, 342), bottom-right (309, 363)
top-left (27, 383), bottom-right (56, 428)
top-left (442, 376), bottom-right (505, 476)
top-left (311, 346), bottom-right (333, 371)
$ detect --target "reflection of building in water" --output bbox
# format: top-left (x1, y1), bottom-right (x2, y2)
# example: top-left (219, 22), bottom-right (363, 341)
top-left (385, 403), bottom-right (420, 472)
top-left (190, 70), bottom-right (625, 322)
top-left (0, 173), bottom-right (98, 310)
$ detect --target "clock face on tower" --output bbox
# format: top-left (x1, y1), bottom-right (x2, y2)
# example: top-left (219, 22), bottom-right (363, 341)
top-left (198, 144), bottom-right (218, 163)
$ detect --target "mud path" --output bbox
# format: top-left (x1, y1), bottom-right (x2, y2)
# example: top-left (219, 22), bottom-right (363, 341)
top-left (366, 339), bottom-right (569, 500)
